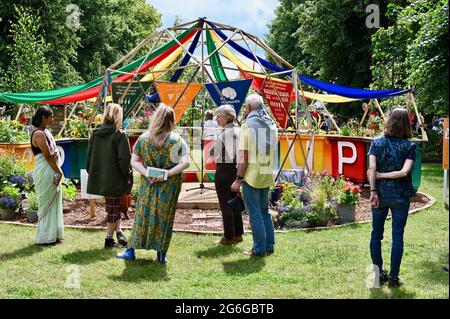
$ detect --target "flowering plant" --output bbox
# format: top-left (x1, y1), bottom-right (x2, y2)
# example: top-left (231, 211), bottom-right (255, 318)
top-left (0, 120), bottom-right (30, 143)
top-left (64, 106), bottom-right (102, 138)
top-left (9, 173), bottom-right (33, 191)
top-left (0, 186), bottom-right (21, 210)
top-left (337, 178), bottom-right (361, 205)
top-left (367, 111), bottom-right (383, 131)
top-left (0, 153), bottom-right (29, 190)
top-left (124, 116), bottom-right (149, 129)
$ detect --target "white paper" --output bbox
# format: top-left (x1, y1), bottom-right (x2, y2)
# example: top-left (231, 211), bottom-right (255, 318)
top-left (80, 169), bottom-right (103, 200)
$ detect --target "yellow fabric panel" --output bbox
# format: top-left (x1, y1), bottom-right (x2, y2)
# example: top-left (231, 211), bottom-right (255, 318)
top-left (301, 91), bottom-right (357, 103)
top-left (86, 95), bottom-right (112, 103)
top-left (141, 45), bottom-right (184, 82)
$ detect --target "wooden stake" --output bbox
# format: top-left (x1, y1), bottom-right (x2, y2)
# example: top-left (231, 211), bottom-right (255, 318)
top-left (89, 199), bottom-right (96, 219)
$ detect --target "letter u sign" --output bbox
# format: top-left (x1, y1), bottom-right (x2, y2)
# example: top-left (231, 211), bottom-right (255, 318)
top-left (337, 141), bottom-right (357, 174)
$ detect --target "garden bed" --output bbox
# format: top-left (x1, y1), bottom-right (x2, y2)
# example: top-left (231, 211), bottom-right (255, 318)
top-left (3, 188), bottom-right (432, 232)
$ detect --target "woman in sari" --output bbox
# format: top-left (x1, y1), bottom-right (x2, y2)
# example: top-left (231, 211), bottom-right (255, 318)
top-left (116, 104), bottom-right (189, 264)
top-left (30, 106), bottom-right (64, 245)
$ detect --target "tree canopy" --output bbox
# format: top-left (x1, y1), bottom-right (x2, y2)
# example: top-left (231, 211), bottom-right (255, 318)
top-left (266, 0), bottom-right (448, 118)
top-left (0, 0), bottom-right (161, 94)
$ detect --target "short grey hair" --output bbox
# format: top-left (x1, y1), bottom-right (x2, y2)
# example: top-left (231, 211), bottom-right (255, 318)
top-left (214, 104), bottom-right (236, 123)
top-left (245, 93), bottom-right (264, 110)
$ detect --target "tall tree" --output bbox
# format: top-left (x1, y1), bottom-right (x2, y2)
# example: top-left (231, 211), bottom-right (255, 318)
top-left (371, 0), bottom-right (449, 117)
top-left (0, 0), bottom-right (83, 88)
top-left (0, 0), bottom-right (161, 91)
top-left (74, 0), bottom-right (161, 80)
top-left (2, 5), bottom-right (53, 93)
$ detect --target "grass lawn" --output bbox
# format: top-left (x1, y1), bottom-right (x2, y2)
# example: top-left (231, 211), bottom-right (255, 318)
top-left (0, 164), bottom-right (448, 298)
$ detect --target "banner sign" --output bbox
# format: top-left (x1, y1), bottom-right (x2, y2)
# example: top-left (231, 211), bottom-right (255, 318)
top-left (111, 81), bottom-right (151, 118)
top-left (205, 79), bottom-right (252, 114)
top-left (251, 76), bottom-right (293, 128)
top-left (155, 82), bottom-right (202, 123)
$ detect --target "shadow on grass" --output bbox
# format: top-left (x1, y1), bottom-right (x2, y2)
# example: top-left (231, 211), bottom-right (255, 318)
top-left (417, 259), bottom-right (449, 284)
top-left (195, 245), bottom-right (239, 259)
top-left (370, 287), bottom-right (417, 299)
top-left (0, 243), bottom-right (45, 262)
top-left (62, 248), bottom-right (116, 265)
top-left (221, 256), bottom-right (266, 276)
top-left (109, 258), bottom-right (169, 283)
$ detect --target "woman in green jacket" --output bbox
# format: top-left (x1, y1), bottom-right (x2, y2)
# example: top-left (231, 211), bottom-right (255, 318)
top-left (86, 103), bottom-right (132, 248)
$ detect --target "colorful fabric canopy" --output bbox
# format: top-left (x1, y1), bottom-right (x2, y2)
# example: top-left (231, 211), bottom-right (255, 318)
top-left (206, 21), bottom-right (410, 100)
top-left (299, 76), bottom-right (411, 99)
top-left (205, 29), bottom-right (228, 82)
top-left (0, 19), bottom-right (411, 106)
top-left (208, 31), bottom-right (357, 103)
top-left (146, 23), bottom-right (203, 103)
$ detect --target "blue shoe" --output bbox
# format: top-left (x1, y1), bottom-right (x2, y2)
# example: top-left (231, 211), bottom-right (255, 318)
top-left (157, 251), bottom-right (167, 264)
top-left (115, 247), bottom-right (135, 260)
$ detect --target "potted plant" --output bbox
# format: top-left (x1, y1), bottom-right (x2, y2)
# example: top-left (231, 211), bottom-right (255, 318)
top-left (23, 191), bottom-right (39, 223)
top-left (336, 178), bottom-right (361, 224)
top-left (0, 185), bottom-right (21, 220)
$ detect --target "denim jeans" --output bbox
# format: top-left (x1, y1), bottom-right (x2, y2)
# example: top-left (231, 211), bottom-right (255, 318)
top-left (242, 182), bottom-right (275, 254)
top-left (370, 196), bottom-right (410, 279)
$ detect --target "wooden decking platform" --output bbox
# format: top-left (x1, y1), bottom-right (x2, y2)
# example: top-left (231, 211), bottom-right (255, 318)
top-left (177, 183), bottom-right (220, 209)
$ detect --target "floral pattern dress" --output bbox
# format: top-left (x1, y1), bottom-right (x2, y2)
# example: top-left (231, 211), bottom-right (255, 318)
top-left (129, 131), bottom-right (189, 252)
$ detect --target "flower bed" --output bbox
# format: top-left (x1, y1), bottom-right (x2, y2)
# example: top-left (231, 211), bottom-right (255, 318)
top-left (273, 172), bottom-right (362, 229)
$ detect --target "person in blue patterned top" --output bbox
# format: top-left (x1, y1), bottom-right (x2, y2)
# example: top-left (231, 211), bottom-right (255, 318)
top-left (367, 108), bottom-right (416, 289)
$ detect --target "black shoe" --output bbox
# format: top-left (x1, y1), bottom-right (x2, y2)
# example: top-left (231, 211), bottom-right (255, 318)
top-left (244, 249), bottom-right (266, 257)
top-left (116, 232), bottom-right (128, 247)
top-left (379, 270), bottom-right (388, 286)
top-left (104, 238), bottom-right (119, 249)
top-left (266, 248), bottom-right (274, 255)
top-left (388, 276), bottom-right (404, 289)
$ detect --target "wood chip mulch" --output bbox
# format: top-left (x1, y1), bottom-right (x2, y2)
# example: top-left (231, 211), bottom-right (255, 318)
top-left (9, 188), bottom-right (431, 232)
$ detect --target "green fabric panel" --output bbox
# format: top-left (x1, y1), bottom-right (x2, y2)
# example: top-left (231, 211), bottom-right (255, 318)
top-left (0, 22), bottom-right (199, 104)
top-left (205, 30), bottom-right (228, 82)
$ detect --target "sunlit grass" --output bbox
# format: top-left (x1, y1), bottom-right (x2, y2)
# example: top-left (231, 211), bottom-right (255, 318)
top-left (0, 164), bottom-right (447, 298)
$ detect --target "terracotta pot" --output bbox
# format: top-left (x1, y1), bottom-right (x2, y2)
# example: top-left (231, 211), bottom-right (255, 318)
top-left (337, 204), bottom-right (356, 224)
top-left (0, 208), bottom-right (16, 220)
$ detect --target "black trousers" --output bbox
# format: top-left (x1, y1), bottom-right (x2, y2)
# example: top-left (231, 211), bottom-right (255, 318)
top-left (215, 164), bottom-right (244, 239)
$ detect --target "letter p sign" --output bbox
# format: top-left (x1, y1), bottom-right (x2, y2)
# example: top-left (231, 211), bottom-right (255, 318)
top-left (337, 141), bottom-right (357, 175)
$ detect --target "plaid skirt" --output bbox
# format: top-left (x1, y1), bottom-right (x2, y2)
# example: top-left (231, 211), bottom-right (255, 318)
top-left (104, 196), bottom-right (122, 223)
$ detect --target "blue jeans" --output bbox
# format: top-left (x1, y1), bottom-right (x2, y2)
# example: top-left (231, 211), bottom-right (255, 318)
top-left (370, 196), bottom-right (410, 279)
top-left (242, 182), bottom-right (275, 254)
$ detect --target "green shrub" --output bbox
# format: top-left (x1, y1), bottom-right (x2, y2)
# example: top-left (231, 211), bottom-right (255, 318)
top-left (26, 191), bottom-right (39, 210)
top-left (61, 178), bottom-right (77, 201)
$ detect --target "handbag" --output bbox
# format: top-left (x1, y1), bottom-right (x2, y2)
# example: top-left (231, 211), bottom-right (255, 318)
top-left (227, 193), bottom-right (246, 214)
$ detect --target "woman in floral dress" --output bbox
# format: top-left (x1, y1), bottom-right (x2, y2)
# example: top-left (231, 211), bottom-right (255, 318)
top-left (116, 104), bottom-right (189, 264)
